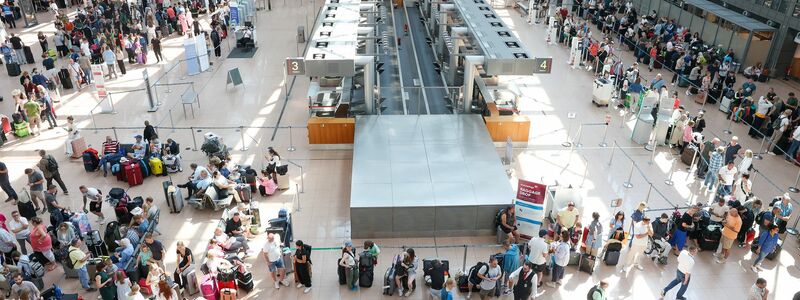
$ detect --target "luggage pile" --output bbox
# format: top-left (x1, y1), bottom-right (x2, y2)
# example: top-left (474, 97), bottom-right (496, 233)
top-left (201, 132), bottom-right (230, 160)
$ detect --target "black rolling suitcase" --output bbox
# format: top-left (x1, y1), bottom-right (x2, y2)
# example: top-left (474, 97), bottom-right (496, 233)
top-left (766, 242), bottom-right (782, 260)
top-left (59, 68), bottom-right (73, 89)
top-left (578, 253), bottom-right (596, 274)
top-left (338, 264), bottom-right (347, 285)
top-left (23, 46), bottom-right (34, 64)
top-left (699, 224), bottom-right (722, 251)
top-left (6, 62), bottom-right (20, 76)
top-left (18, 200), bottom-right (36, 220)
top-left (85, 229), bottom-right (108, 257)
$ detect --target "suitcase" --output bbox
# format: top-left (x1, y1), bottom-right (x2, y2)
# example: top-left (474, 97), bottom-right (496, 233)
top-left (149, 157), bottom-right (163, 175)
top-left (23, 46), bottom-right (34, 64)
top-left (13, 122), bottom-right (29, 137)
top-left (217, 267), bottom-right (236, 289)
top-left (163, 181), bottom-right (184, 213)
top-left (186, 270), bottom-right (199, 295)
top-left (236, 271), bottom-right (253, 292)
top-left (604, 250), bottom-right (620, 265)
top-left (138, 159), bottom-right (150, 177)
top-left (338, 264), bottom-right (347, 285)
top-left (578, 253), bottom-right (595, 274)
top-left (18, 200), bottom-right (36, 220)
top-left (1, 116), bottom-right (10, 133)
top-left (114, 164), bottom-right (126, 182)
top-left (277, 173), bottom-right (290, 190)
top-left (237, 184), bottom-right (251, 203)
top-left (745, 229), bottom-right (756, 244)
top-left (70, 137), bottom-right (87, 159)
top-left (681, 147), bottom-right (696, 165)
top-left (126, 161), bottom-right (143, 186)
top-left (720, 96), bottom-right (733, 113)
top-left (568, 250), bottom-right (581, 266)
top-left (677, 76), bottom-right (690, 87)
top-left (200, 273), bottom-right (218, 300)
top-left (699, 224), bottom-right (722, 251)
top-left (82, 151), bottom-right (98, 171)
top-left (6, 62), bottom-right (20, 76)
top-left (63, 261), bottom-right (80, 278)
top-left (688, 86), bottom-right (698, 95)
top-left (220, 288), bottom-right (236, 300)
top-left (283, 248), bottom-right (294, 274)
top-left (163, 154), bottom-right (180, 173)
top-left (59, 69), bottom-right (73, 89)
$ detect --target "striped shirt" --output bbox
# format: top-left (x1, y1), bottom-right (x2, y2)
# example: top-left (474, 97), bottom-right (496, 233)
top-left (102, 140), bottom-right (119, 155)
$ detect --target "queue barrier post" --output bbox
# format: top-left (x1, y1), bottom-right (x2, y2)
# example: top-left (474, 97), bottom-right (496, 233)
top-left (239, 126), bottom-right (249, 151)
top-left (755, 136), bottom-right (767, 160)
top-left (623, 161), bottom-right (635, 188)
top-left (665, 154), bottom-right (676, 186)
top-left (789, 167), bottom-right (800, 193)
top-left (288, 126), bottom-right (296, 152)
top-left (190, 127), bottom-right (199, 151)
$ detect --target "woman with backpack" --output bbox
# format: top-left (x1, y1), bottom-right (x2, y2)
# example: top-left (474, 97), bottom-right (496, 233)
top-left (340, 241), bottom-right (359, 291)
top-left (293, 240), bottom-right (312, 294)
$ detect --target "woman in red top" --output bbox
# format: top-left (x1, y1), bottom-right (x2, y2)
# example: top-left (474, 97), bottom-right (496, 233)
top-left (649, 46), bottom-right (657, 71)
top-left (30, 217), bottom-right (57, 271)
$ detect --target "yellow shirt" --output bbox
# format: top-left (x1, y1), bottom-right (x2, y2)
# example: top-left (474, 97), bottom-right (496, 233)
top-left (557, 208), bottom-right (580, 227)
top-left (68, 246), bottom-right (87, 269)
top-left (721, 215), bottom-right (742, 240)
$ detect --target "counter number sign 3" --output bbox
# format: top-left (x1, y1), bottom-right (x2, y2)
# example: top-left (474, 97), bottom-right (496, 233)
top-left (532, 57), bottom-right (552, 74)
top-left (286, 57), bottom-right (305, 76)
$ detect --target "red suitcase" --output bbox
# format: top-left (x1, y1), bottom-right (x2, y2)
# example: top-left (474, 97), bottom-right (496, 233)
top-left (746, 228), bottom-right (756, 244)
top-left (116, 161), bottom-right (129, 182)
top-left (1, 115), bottom-right (10, 133)
top-left (126, 161), bottom-right (143, 186)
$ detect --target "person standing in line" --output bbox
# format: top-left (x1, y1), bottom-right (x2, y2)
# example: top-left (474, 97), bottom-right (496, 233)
top-left (717, 161), bottom-right (738, 198)
top-left (786, 124), bottom-right (800, 161)
top-left (102, 46), bottom-right (118, 79)
top-left (425, 259), bottom-right (447, 298)
top-left (767, 109), bottom-right (792, 155)
top-left (526, 230), bottom-right (549, 288)
top-left (10, 273), bottom-right (40, 299)
top-left (546, 231), bottom-right (570, 288)
top-left (23, 98), bottom-right (42, 136)
top-left (751, 224), bottom-right (780, 272)
top-left (7, 211), bottom-right (30, 255)
top-left (114, 46), bottom-right (127, 76)
top-left (151, 36), bottom-right (163, 62)
top-left (211, 27), bottom-right (221, 57)
top-left (340, 241), bottom-right (358, 291)
top-left (748, 278), bottom-right (769, 300)
top-left (619, 215), bottom-right (652, 273)
top-left (293, 240), bottom-right (312, 294)
top-left (440, 278), bottom-right (456, 300)
top-left (24, 168), bottom-right (46, 213)
top-left (263, 233), bottom-right (289, 289)
top-left (556, 202), bottom-right (580, 249)
top-left (37, 150), bottom-right (68, 195)
top-left (660, 245), bottom-right (697, 300)
top-left (507, 262), bottom-right (537, 300)
top-left (715, 208), bottom-right (742, 264)
top-left (69, 239), bottom-right (97, 292)
top-left (702, 147), bottom-right (724, 193)
top-left (0, 161), bottom-right (18, 203)
top-left (585, 212), bottom-right (604, 258)
top-left (476, 256), bottom-right (502, 300)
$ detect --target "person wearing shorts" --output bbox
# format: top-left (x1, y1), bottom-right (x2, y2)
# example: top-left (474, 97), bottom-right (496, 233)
top-left (715, 208), bottom-right (741, 264)
top-left (23, 99), bottom-right (42, 136)
top-left (263, 233), bottom-right (289, 289)
top-left (80, 186), bottom-right (106, 224)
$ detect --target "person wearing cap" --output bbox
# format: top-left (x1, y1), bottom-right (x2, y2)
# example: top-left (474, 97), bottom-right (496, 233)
top-left (526, 229), bottom-right (549, 287)
top-left (131, 135), bottom-right (147, 159)
top-left (620, 215), bottom-right (652, 273)
top-left (556, 202), bottom-right (580, 250)
top-left (339, 241), bottom-right (358, 291)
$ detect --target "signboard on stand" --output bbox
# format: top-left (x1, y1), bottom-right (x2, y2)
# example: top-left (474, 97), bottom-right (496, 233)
top-left (514, 179), bottom-right (547, 240)
top-left (230, 2), bottom-right (240, 26)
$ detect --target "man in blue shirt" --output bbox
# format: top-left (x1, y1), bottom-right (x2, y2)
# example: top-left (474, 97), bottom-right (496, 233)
top-left (742, 79), bottom-right (757, 97)
top-left (757, 206), bottom-right (780, 239)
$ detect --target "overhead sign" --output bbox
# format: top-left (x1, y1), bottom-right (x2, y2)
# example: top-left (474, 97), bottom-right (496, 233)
top-left (286, 57), bottom-right (306, 76)
top-left (515, 179), bottom-right (547, 240)
top-left (532, 57), bottom-right (553, 74)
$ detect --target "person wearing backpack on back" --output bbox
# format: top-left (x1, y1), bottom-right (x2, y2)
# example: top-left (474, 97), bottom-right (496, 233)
top-left (587, 280), bottom-right (609, 300)
top-left (498, 205), bottom-right (520, 244)
top-left (293, 240), bottom-right (312, 294)
top-left (473, 256), bottom-right (502, 300)
top-left (68, 239), bottom-right (96, 292)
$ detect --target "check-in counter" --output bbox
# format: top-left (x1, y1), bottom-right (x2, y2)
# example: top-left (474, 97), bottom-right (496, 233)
top-left (307, 117), bottom-right (355, 144)
top-left (484, 103), bottom-right (530, 142)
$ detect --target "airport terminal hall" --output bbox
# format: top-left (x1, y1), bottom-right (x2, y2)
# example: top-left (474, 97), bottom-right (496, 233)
top-left (4, 0), bottom-right (800, 299)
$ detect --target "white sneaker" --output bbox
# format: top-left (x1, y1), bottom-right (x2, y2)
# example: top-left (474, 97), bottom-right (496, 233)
top-left (546, 282), bottom-right (557, 288)
top-left (297, 283), bottom-right (304, 288)
top-left (467, 292), bottom-right (472, 298)
top-left (304, 287), bottom-right (311, 294)
top-left (274, 282), bottom-right (280, 289)
top-left (281, 280), bottom-right (290, 286)
top-left (768, 152), bottom-right (776, 155)
top-left (635, 265), bottom-right (644, 270)
top-left (756, 265), bottom-right (764, 271)
top-left (751, 266), bottom-right (759, 272)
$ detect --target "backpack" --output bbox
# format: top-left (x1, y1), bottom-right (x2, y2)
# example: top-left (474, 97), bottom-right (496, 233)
top-left (467, 262), bottom-right (488, 285)
top-left (63, 249), bottom-right (78, 269)
top-left (29, 258), bottom-right (45, 278)
top-left (359, 251), bottom-right (374, 269)
top-left (586, 285), bottom-right (603, 300)
top-left (45, 156), bottom-right (58, 172)
top-left (772, 116), bottom-right (784, 130)
top-left (494, 208), bottom-right (507, 229)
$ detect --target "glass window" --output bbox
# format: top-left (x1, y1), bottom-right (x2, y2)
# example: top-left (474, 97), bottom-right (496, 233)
top-left (716, 20), bottom-right (735, 53)
top-left (702, 12), bottom-right (720, 45)
top-left (793, 3), bottom-right (800, 17)
top-left (688, 7), bottom-right (706, 42)
top-left (729, 27), bottom-right (750, 65)
top-left (679, 3), bottom-right (693, 28)
top-left (668, 0), bottom-right (682, 21)
top-left (658, 0), bottom-right (671, 18)
top-left (745, 31), bottom-right (774, 67)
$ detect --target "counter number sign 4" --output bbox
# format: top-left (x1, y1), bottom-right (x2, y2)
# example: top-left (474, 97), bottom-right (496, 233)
top-left (532, 57), bottom-right (552, 74)
top-left (286, 57), bottom-right (305, 76)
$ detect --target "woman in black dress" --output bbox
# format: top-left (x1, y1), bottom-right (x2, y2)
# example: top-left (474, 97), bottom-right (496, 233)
top-left (173, 241), bottom-right (194, 293)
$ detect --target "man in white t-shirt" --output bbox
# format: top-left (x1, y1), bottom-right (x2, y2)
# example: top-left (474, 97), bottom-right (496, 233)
top-left (475, 256), bottom-right (502, 300)
top-left (709, 197), bottom-right (729, 223)
top-left (620, 216), bottom-right (653, 273)
top-left (262, 233), bottom-right (289, 289)
top-left (717, 161), bottom-right (738, 197)
top-left (526, 229), bottom-right (549, 287)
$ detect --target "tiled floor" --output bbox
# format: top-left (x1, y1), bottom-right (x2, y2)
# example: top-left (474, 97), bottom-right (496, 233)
top-left (0, 2), bottom-right (798, 299)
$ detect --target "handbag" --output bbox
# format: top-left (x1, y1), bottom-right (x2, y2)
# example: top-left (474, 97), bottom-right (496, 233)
top-left (276, 165), bottom-right (288, 176)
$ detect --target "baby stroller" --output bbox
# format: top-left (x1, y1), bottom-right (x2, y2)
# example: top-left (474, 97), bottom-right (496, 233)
top-left (201, 132), bottom-right (230, 160)
top-left (644, 236), bottom-right (670, 265)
